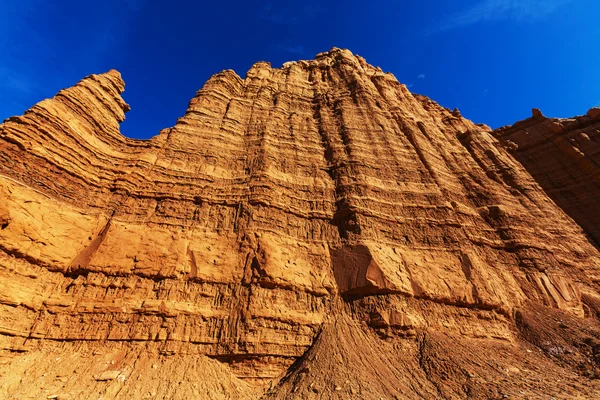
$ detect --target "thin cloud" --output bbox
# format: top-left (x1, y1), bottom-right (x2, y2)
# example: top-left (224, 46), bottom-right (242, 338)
top-left (418, 74), bottom-right (426, 80)
top-left (281, 44), bottom-right (306, 55)
top-left (0, 1), bottom-right (142, 119)
top-left (258, 3), bottom-right (326, 25)
top-left (433, 0), bottom-right (573, 33)
top-left (0, 67), bottom-right (35, 94)
top-left (258, 4), bottom-right (294, 25)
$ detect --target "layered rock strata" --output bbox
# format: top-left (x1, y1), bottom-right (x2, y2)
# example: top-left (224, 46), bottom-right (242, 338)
top-left (1, 48), bottom-right (600, 399)
top-left (495, 107), bottom-right (600, 248)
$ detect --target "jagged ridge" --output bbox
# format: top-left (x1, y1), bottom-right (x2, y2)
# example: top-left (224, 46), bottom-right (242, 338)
top-left (494, 107), bottom-right (600, 248)
top-left (1, 48), bottom-right (600, 399)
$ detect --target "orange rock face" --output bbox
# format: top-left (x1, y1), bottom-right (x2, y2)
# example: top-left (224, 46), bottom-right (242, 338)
top-left (495, 107), bottom-right (600, 249)
top-left (1, 48), bottom-right (600, 399)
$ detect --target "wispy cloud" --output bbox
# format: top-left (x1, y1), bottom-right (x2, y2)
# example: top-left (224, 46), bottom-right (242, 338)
top-left (0, 1), bottom-right (142, 119)
top-left (280, 44), bottom-right (306, 55)
top-left (418, 74), bottom-right (426, 80)
top-left (258, 2), bottom-right (327, 25)
top-left (259, 3), bottom-right (324, 58)
top-left (433, 0), bottom-right (573, 33)
top-left (258, 4), bottom-right (292, 24)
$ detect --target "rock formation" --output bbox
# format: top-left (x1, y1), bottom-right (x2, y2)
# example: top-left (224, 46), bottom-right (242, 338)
top-left (1, 48), bottom-right (600, 399)
top-left (495, 107), bottom-right (600, 249)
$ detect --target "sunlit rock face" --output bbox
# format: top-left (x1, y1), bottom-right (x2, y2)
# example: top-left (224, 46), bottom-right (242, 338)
top-left (1, 48), bottom-right (600, 399)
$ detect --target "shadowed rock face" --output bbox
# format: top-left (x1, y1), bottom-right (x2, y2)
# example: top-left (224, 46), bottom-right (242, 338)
top-left (495, 107), bottom-right (600, 249)
top-left (1, 48), bottom-right (600, 399)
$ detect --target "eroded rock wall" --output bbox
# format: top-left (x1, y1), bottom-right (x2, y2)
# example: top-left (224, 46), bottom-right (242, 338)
top-left (495, 107), bottom-right (600, 248)
top-left (1, 48), bottom-right (600, 399)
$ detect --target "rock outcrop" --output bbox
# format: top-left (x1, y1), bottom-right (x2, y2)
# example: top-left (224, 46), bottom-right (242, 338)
top-left (1, 48), bottom-right (600, 399)
top-left (495, 107), bottom-right (600, 249)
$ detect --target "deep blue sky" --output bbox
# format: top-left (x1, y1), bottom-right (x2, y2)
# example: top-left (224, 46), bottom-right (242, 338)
top-left (1, 0), bottom-right (599, 139)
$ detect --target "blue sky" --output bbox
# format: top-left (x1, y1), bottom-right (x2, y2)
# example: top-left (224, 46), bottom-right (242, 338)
top-left (1, 0), bottom-right (599, 139)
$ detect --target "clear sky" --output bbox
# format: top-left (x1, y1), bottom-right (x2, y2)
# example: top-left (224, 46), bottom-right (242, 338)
top-left (1, 0), bottom-right (599, 139)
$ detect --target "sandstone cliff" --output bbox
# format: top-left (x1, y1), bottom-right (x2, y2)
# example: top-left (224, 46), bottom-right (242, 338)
top-left (1, 48), bottom-right (600, 399)
top-left (495, 107), bottom-right (600, 249)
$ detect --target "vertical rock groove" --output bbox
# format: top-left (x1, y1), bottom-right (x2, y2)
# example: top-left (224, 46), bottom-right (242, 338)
top-left (495, 108), bottom-right (600, 248)
top-left (1, 48), bottom-right (600, 398)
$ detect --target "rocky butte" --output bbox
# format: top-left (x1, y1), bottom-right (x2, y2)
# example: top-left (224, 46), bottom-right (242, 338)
top-left (494, 107), bottom-right (600, 250)
top-left (1, 48), bottom-right (600, 399)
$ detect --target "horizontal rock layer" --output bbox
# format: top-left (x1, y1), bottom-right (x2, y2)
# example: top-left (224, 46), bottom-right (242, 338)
top-left (1, 48), bottom-right (600, 399)
top-left (495, 107), bottom-right (600, 248)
